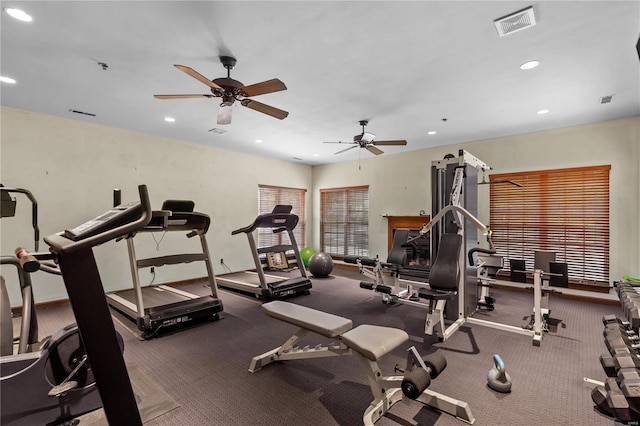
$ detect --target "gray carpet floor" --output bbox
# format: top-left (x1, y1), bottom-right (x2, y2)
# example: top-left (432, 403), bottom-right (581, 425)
top-left (31, 266), bottom-right (624, 425)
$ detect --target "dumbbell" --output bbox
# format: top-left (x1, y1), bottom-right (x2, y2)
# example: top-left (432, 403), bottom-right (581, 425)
top-left (603, 315), bottom-right (632, 331)
top-left (603, 325), bottom-right (639, 343)
top-left (605, 331), bottom-right (640, 355)
top-left (600, 353), bottom-right (617, 377)
top-left (613, 353), bottom-right (640, 373)
top-left (591, 378), bottom-right (634, 422)
top-left (401, 352), bottom-right (447, 399)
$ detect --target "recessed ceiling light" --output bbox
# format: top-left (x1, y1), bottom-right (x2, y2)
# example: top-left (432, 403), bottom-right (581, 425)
top-left (164, 117), bottom-right (175, 122)
top-left (428, 131), bottom-right (437, 135)
top-left (0, 76), bottom-right (16, 84)
top-left (313, 153), bottom-right (319, 157)
top-left (537, 109), bottom-right (549, 115)
top-left (520, 60), bottom-right (540, 70)
top-left (4, 8), bottom-right (32, 22)
top-left (255, 139), bottom-right (263, 143)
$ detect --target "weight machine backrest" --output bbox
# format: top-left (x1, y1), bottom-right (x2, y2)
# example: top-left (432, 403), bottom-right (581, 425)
top-left (428, 233), bottom-right (462, 291)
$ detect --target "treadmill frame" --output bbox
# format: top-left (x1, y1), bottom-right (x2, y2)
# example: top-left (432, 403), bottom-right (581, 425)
top-left (107, 211), bottom-right (223, 338)
top-left (217, 209), bottom-right (312, 299)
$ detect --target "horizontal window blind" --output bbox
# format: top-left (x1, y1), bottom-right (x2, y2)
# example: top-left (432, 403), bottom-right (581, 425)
top-left (320, 186), bottom-right (369, 258)
top-left (258, 185), bottom-right (306, 249)
top-left (489, 165), bottom-right (610, 284)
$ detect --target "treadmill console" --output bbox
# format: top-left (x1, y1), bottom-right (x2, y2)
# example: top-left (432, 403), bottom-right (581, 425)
top-left (64, 201), bottom-right (142, 241)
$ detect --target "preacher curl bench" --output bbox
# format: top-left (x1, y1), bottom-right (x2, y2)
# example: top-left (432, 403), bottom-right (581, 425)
top-left (249, 301), bottom-right (475, 424)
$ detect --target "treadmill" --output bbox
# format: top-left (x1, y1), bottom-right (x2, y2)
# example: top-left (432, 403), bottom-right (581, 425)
top-left (217, 205), bottom-right (312, 299)
top-left (106, 198), bottom-right (223, 339)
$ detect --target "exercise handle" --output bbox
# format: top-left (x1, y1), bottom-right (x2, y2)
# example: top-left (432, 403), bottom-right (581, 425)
top-left (468, 247), bottom-right (497, 266)
top-left (493, 354), bottom-right (505, 373)
top-left (15, 247), bottom-right (40, 273)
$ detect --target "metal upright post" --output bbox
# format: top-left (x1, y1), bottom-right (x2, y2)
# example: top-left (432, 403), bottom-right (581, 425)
top-left (53, 244), bottom-right (143, 426)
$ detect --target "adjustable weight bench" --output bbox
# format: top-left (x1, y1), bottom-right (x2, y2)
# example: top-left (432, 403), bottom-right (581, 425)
top-left (249, 301), bottom-right (475, 424)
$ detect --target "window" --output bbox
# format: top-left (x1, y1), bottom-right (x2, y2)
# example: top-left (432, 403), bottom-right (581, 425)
top-left (320, 186), bottom-right (369, 258)
top-left (258, 185), bottom-right (306, 248)
top-left (489, 165), bottom-right (610, 284)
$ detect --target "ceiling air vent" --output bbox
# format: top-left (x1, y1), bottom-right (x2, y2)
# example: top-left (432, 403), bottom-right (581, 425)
top-left (599, 95), bottom-right (615, 104)
top-left (494, 6), bottom-right (536, 37)
top-left (208, 128), bottom-right (227, 134)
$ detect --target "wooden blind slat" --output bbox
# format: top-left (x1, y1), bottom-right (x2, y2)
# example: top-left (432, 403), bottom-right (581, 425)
top-left (258, 185), bottom-right (306, 248)
top-left (320, 186), bottom-right (369, 258)
top-left (489, 165), bottom-right (610, 283)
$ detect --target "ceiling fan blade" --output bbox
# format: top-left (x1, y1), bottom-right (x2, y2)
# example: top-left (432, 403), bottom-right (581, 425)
top-left (323, 141), bottom-right (352, 144)
top-left (366, 145), bottom-right (384, 155)
top-left (217, 104), bottom-right (233, 125)
top-left (239, 79), bottom-right (287, 97)
top-left (372, 139), bottom-right (407, 146)
top-left (335, 145), bottom-right (358, 155)
top-left (154, 94), bottom-right (215, 99)
top-left (241, 99), bottom-right (289, 120)
top-left (174, 64), bottom-right (223, 90)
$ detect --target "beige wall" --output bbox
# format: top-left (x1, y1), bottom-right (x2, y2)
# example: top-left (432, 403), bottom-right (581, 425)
top-left (312, 116), bottom-right (640, 282)
top-left (0, 107), bottom-right (312, 303)
top-left (2, 106), bottom-right (638, 304)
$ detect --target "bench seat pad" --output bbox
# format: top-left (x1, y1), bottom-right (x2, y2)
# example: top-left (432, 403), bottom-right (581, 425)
top-left (262, 301), bottom-right (353, 338)
top-left (341, 325), bottom-right (408, 361)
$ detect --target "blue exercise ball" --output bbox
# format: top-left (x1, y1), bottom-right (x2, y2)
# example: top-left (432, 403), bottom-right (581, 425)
top-left (308, 252), bottom-right (334, 278)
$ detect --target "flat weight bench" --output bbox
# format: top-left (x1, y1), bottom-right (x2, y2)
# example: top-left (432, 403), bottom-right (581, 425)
top-left (249, 301), bottom-right (475, 424)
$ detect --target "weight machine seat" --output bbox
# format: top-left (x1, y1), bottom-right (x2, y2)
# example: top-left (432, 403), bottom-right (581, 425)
top-left (341, 325), bottom-right (408, 362)
top-left (262, 301), bottom-right (352, 338)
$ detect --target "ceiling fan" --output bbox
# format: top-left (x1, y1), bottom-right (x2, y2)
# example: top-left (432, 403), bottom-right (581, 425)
top-left (324, 120), bottom-right (407, 155)
top-left (154, 56), bottom-right (288, 125)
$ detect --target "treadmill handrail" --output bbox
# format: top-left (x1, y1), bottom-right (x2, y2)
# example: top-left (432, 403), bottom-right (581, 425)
top-left (1, 187), bottom-right (40, 250)
top-left (232, 212), bottom-right (299, 235)
top-left (144, 210), bottom-right (211, 234)
top-left (44, 185), bottom-right (152, 255)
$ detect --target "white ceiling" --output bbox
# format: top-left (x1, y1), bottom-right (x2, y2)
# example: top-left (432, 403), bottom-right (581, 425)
top-left (1, 1), bottom-right (639, 166)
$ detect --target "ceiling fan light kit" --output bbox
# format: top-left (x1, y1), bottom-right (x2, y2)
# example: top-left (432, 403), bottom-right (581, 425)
top-left (154, 56), bottom-right (288, 125)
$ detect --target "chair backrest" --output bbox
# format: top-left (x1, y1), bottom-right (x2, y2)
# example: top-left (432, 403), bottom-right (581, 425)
top-left (428, 233), bottom-right (462, 291)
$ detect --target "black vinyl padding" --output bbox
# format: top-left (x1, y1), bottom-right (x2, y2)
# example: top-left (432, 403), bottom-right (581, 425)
top-left (428, 233), bottom-right (462, 291)
top-left (343, 255), bottom-right (359, 265)
top-left (387, 230), bottom-right (409, 266)
top-left (549, 262), bottom-right (569, 288)
top-left (509, 259), bottom-right (527, 283)
top-left (161, 200), bottom-right (195, 213)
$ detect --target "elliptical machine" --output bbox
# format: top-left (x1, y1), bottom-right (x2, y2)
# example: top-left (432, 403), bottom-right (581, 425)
top-left (0, 186), bottom-right (123, 426)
